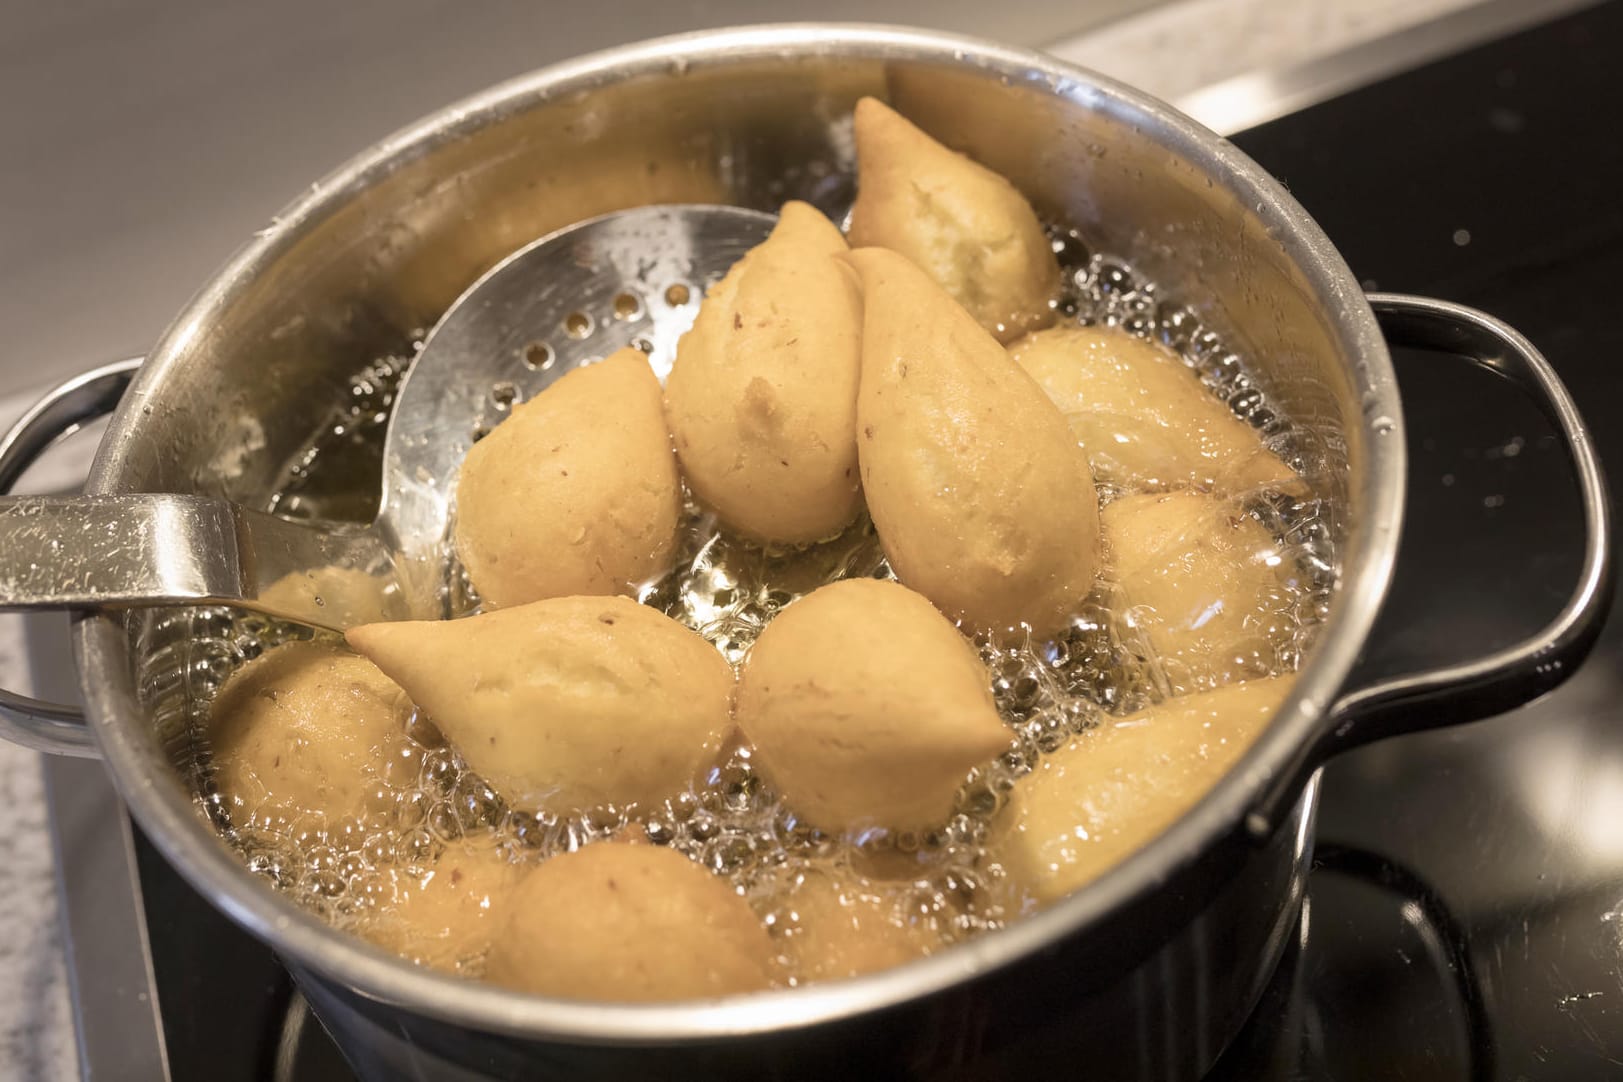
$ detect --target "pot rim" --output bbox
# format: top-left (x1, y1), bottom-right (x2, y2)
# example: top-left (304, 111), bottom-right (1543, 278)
top-left (75, 22), bottom-right (1403, 1042)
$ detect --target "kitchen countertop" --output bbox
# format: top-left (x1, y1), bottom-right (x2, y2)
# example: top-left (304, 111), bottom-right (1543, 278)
top-left (0, 0), bottom-right (1529, 1076)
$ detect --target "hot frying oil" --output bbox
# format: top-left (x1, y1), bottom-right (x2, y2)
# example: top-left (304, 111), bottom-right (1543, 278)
top-left (152, 233), bottom-right (1336, 983)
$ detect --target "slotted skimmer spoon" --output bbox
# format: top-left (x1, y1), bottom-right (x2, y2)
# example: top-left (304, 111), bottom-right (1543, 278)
top-left (0, 205), bottom-right (776, 631)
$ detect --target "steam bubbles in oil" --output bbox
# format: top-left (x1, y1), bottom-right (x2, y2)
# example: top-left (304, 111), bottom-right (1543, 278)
top-left (158, 227), bottom-right (1333, 987)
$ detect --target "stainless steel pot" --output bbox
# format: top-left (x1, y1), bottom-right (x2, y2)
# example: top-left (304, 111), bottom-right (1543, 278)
top-left (0, 25), bottom-right (1609, 1082)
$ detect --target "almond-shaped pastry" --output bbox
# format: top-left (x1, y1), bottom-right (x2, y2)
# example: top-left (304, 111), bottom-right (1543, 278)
top-left (844, 247), bottom-right (1101, 638)
top-left (995, 676), bottom-right (1292, 909)
top-left (665, 201), bottom-right (863, 545)
top-left (209, 641), bottom-right (413, 825)
top-left (453, 347), bottom-right (681, 608)
top-left (484, 843), bottom-right (775, 1001)
top-left (1101, 491), bottom-right (1293, 690)
top-left (355, 843), bottom-right (521, 974)
top-left (346, 596), bottom-right (734, 815)
top-left (736, 578), bottom-right (1010, 834)
top-left (1010, 325), bottom-right (1300, 494)
top-left (781, 866), bottom-right (942, 983)
top-left (848, 96), bottom-right (1059, 342)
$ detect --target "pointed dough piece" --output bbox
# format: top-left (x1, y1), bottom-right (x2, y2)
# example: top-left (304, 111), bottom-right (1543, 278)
top-left (845, 247), bottom-right (1101, 638)
top-left (665, 201), bottom-right (863, 544)
top-left (781, 866), bottom-right (943, 983)
top-left (848, 97), bottom-right (1059, 342)
top-left (453, 347), bottom-right (681, 608)
top-left (346, 596), bottom-right (734, 815)
top-left (209, 641), bottom-right (413, 825)
top-left (995, 676), bottom-right (1292, 908)
top-left (736, 578), bottom-right (1011, 834)
top-left (1010, 325), bottom-right (1300, 495)
top-left (484, 843), bottom-right (775, 1001)
top-left (1101, 491), bottom-right (1293, 690)
top-left (354, 843), bottom-right (521, 973)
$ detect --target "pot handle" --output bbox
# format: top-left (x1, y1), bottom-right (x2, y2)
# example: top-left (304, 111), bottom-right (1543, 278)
top-left (1248, 293), bottom-right (1614, 836)
top-left (0, 357), bottom-right (143, 757)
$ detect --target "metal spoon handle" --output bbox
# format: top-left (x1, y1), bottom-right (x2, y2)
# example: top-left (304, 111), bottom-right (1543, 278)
top-left (0, 494), bottom-right (398, 632)
top-left (0, 359), bottom-right (404, 756)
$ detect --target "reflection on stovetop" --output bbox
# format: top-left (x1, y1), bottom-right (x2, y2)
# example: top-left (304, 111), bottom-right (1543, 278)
top-left (1215, 844), bottom-right (1491, 1081)
top-left (43, 1), bottom-right (1623, 1079)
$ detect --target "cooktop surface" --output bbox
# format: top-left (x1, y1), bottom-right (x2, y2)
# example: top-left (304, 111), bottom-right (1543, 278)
top-left (1216, 3), bottom-right (1623, 1077)
top-left (45, 2), bottom-right (1623, 1079)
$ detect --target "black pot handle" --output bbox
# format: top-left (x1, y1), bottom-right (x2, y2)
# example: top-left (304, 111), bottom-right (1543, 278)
top-left (1249, 294), bottom-right (1614, 835)
top-left (0, 357), bottom-right (142, 757)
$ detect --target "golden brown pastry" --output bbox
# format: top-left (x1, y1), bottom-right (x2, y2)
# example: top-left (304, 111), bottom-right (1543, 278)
top-left (848, 96), bottom-right (1059, 342)
top-left (1010, 325), bottom-right (1300, 495)
top-left (844, 247), bottom-right (1101, 638)
top-left (665, 201), bottom-right (863, 545)
top-left (209, 641), bottom-right (412, 825)
top-left (781, 867), bottom-right (941, 982)
top-left (736, 578), bottom-right (1010, 835)
top-left (354, 843), bottom-right (521, 973)
top-left (346, 596), bottom-right (734, 815)
top-left (453, 347), bottom-right (681, 608)
top-left (994, 676), bottom-right (1292, 909)
top-left (1101, 491), bottom-right (1292, 689)
top-left (484, 843), bottom-right (774, 1001)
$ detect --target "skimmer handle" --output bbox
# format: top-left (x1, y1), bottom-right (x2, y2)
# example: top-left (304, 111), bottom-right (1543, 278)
top-left (0, 359), bottom-right (405, 756)
top-left (0, 495), bottom-right (401, 630)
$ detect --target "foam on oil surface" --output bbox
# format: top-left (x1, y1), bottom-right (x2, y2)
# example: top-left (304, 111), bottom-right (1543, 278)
top-left (143, 230), bottom-right (1336, 981)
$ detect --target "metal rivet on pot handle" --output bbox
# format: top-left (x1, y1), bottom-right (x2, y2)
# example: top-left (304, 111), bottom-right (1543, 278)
top-left (0, 357), bottom-right (144, 757)
top-left (1249, 294), bottom-right (1614, 836)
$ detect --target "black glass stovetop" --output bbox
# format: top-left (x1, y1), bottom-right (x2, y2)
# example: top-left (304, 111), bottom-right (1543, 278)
top-left (1214, 3), bottom-right (1623, 1077)
top-left (54, 4), bottom-right (1623, 1079)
